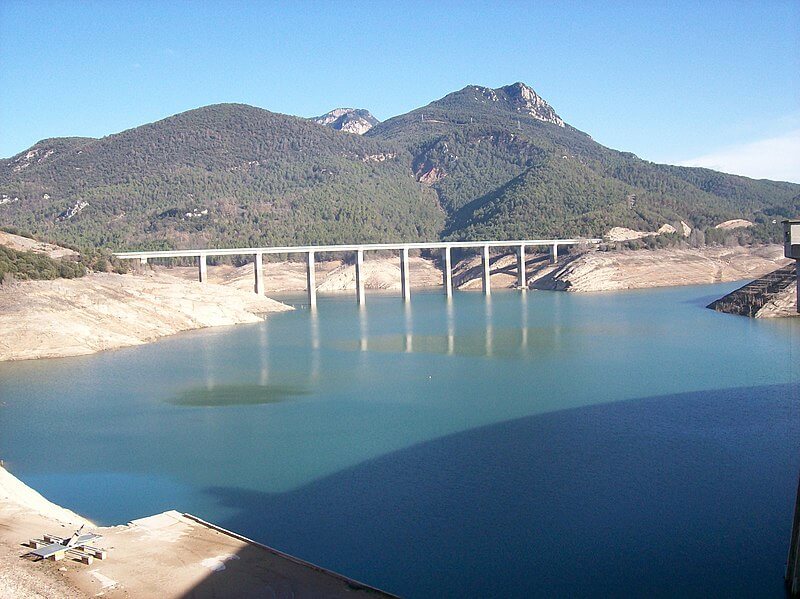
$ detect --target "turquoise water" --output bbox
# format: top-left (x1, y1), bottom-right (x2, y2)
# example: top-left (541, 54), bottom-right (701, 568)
top-left (1, 284), bottom-right (798, 597)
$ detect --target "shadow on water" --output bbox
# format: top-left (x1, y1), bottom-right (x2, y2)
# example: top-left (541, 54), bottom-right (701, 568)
top-left (168, 384), bottom-right (310, 407)
top-left (194, 383), bottom-right (799, 598)
top-left (176, 540), bottom-right (397, 599)
top-left (681, 283), bottom-right (745, 309)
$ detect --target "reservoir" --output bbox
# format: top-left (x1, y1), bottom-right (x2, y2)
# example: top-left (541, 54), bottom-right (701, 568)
top-left (1, 283), bottom-right (798, 597)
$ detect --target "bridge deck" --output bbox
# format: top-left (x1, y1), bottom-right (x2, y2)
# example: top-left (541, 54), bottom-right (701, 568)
top-left (113, 238), bottom-right (603, 304)
top-left (114, 238), bottom-right (602, 259)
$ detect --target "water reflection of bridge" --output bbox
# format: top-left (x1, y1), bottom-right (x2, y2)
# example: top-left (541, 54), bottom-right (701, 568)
top-left (347, 291), bottom-right (555, 361)
top-left (115, 238), bottom-right (600, 307)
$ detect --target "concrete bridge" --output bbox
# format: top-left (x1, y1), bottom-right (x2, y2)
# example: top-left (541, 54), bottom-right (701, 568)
top-left (115, 238), bottom-right (601, 307)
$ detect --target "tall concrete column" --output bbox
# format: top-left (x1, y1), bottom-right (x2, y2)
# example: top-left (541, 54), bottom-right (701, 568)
top-left (307, 251), bottom-right (317, 309)
top-left (517, 244), bottom-right (526, 289)
top-left (400, 247), bottom-right (411, 302)
top-left (550, 243), bottom-right (559, 264)
top-left (198, 255), bottom-right (207, 283)
top-left (442, 246), bottom-right (453, 297)
top-left (254, 252), bottom-right (264, 295)
top-left (481, 245), bottom-right (491, 295)
top-left (355, 249), bottom-right (365, 305)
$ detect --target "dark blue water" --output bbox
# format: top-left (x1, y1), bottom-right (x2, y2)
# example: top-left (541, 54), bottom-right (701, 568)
top-left (1, 284), bottom-right (798, 597)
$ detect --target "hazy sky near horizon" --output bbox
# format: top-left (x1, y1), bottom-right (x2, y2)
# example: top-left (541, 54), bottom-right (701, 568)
top-left (1, 0), bottom-right (798, 181)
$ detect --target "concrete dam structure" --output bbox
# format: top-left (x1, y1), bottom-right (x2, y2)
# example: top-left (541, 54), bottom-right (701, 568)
top-left (115, 238), bottom-right (601, 307)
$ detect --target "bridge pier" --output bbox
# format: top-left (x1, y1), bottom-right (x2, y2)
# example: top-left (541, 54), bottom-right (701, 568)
top-left (198, 255), bottom-right (207, 283)
top-left (307, 251), bottom-right (317, 308)
top-left (550, 243), bottom-right (559, 264)
top-left (254, 252), bottom-right (264, 295)
top-left (400, 248), bottom-right (410, 302)
top-left (355, 249), bottom-right (365, 305)
top-left (442, 247), bottom-right (453, 297)
top-left (481, 245), bottom-right (491, 295)
top-left (115, 238), bottom-right (604, 303)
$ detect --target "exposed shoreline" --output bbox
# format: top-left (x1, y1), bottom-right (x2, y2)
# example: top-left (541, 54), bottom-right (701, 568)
top-left (530, 244), bottom-right (792, 292)
top-left (0, 271), bottom-right (292, 362)
top-left (151, 244), bottom-right (792, 294)
top-left (0, 245), bottom-right (792, 363)
top-left (708, 264), bottom-right (798, 318)
top-left (0, 465), bottom-right (395, 598)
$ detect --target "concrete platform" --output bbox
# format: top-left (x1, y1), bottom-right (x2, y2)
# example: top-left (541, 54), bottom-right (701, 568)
top-left (0, 479), bottom-right (396, 598)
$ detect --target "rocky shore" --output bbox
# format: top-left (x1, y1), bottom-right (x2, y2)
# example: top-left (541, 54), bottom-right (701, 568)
top-left (708, 264), bottom-right (798, 318)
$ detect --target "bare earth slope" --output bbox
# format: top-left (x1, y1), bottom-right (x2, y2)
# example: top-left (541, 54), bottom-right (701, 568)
top-left (0, 231), bottom-right (79, 259)
top-left (535, 245), bottom-right (791, 292)
top-left (0, 271), bottom-right (291, 361)
top-left (155, 256), bottom-right (443, 293)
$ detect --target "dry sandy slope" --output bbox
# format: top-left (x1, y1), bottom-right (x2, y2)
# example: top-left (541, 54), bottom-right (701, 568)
top-left (160, 259), bottom-right (344, 292)
top-left (154, 255), bottom-right (444, 293)
top-left (536, 245), bottom-right (791, 292)
top-left (317, 256), bottom-right (442, 291)
top-left (0, 467), bottom-right (91, 529)
top-left (0, 231), bottom-right (79, 259)
top-left (0, 271), bottom-right (291, 361)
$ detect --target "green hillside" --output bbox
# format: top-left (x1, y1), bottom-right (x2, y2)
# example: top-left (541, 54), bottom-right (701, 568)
top-left (1, 84), bottom-right (797, 251)
top-left (367, 83), bottom-right (799, 241)
top-left (0, 104), bottom-right (442, 250)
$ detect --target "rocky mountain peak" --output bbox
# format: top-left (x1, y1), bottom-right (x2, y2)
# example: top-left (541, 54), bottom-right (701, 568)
top-left (497, 82), bottom-right (565, 127)
top-left (312, 108), bottom-right (379, 135)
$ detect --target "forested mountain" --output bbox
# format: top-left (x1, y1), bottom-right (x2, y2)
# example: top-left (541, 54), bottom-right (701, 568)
top-left (367, 83), bottom-right (799, 242)
top-left (0, 104), bottom-right (442, 249)
top-left (1, 84), bottom-right (797, 251)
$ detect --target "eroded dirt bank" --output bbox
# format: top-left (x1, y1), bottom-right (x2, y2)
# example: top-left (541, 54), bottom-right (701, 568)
top-left (531, 245), bottom-right (791, 292)
top-left (0, 271), bottom-right (292, 361)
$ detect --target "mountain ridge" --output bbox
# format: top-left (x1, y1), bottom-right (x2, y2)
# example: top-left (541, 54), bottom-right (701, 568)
top-left (1, 84), bottom-right (797, 251)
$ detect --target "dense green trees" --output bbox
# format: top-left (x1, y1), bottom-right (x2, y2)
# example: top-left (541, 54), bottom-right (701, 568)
top-left (2, 87), bottom-right (797, 252)
top-left (0, 246), bottom-right (86, 283)
top-left (368, 85), bottom-right (799, 243)
top-left (0, 104), bottom-right (443, 250)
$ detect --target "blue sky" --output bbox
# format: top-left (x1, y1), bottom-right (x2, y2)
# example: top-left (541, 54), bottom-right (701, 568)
top-left (1, 0), bottom-right (798, 181)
